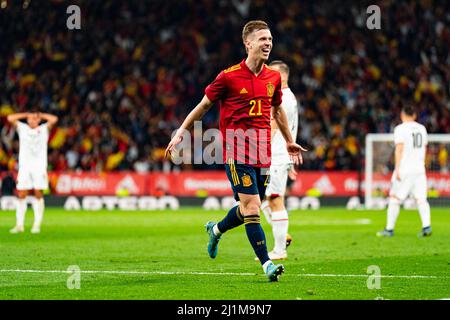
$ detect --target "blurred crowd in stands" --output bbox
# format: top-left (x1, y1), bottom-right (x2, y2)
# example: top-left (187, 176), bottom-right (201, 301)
top-left (0, 0), bottom-right (449, 174)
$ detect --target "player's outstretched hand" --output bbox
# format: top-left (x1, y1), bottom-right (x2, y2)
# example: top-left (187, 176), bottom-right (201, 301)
top-left (286, 142), bottom-right (308, 165)
top-left (165, 132), bottom-right (183, 160)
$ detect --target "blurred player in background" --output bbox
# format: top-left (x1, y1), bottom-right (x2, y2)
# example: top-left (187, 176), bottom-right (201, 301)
top-left (7, 111), bottom-right (58, 234)
top-left (377, 106), bottom-right (431, 237)
top-left (260, 60), bottom-right (299, 261)
top-left (166, 20), bottom-right (306, 281)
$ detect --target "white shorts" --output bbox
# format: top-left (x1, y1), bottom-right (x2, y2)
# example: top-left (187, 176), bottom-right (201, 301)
top-left (389, 172), bottom-right (427, 201)
top-left (16, 168), bottom-right (49, 191)
top-left (265, 163), bottom-right (291, 197)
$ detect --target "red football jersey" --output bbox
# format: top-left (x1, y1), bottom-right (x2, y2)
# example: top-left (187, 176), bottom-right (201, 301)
top-left (205, 59), bottom-right (283, 167)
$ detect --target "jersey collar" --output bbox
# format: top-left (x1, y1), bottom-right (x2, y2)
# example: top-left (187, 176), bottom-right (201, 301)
top-left (241, 59), bottom-right (266, 77)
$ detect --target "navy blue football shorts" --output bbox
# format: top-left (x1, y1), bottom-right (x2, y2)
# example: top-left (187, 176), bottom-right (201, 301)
top-left (224, 159), bottom-right (270, 202)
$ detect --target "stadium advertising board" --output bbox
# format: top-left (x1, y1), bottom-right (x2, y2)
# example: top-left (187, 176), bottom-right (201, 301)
top-left (2, 171), bottom-right (447, 197)
top-left (148, 172), bottom-right (449, 197)
top-left (47, 172), bottom-right (149, 195)
top-left (1, 171), bottom-right (449, 196)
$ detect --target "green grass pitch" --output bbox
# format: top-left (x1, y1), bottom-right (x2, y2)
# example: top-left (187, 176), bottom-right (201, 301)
top-left (0, 207), bottom-right (449, 300)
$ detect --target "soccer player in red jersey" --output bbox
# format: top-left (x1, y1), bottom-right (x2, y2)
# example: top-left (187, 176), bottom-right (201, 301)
top-left (165, 20), bottom-right (306, 281)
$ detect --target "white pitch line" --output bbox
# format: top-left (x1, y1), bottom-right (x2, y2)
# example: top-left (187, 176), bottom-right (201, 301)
top-left (298, 274), bottom-right (447, 279)
top-left (0, 269), bottom-right (257, 276)
top-left (0, 269), bottom-right (448, 279)
top-left (290, 219), bottom-right (372, 226)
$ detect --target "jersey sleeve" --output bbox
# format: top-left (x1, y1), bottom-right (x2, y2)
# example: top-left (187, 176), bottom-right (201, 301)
top-left (16, 121), bottom-right (26, 136)
top-left (422, 126), bottom-right (428, 146)
top-left (393, 126), bottom-right (405, 144)
top-left (271, 75), bottom-right (283, 107)
top-left (205, 71), bottom-right (227, 102)
top-left (40, 123), bottom-right (49, 136)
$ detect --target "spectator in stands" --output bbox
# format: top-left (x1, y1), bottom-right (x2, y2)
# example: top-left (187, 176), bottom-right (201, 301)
top-left (1, 172), bottom-right (16, 196)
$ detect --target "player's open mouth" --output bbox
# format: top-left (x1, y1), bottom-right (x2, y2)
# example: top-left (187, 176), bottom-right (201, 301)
top-left (262, 48), bottom-right (270, 54)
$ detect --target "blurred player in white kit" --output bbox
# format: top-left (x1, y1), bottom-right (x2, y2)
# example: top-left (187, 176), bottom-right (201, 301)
top-left (260, 60), bottom-right (300, 260)
top-left (7, 111), bottom-right (58, 234)
top-left (377, 106), bottom-right (432, 237)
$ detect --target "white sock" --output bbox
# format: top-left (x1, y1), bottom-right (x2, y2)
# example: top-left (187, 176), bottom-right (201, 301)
top-left (213, 224), bottom-right (222, 236)
top-left (15, 198), bottom-right (27, 227)
top-left (386, 197), bottom-right (400, 230)
top-left (260, 200), bottom-right (272, 226)
top-left (271, 210), bottom-right (289, 253)
top-left (417, 199), bottom-right (431, 228)
top-left (32, 198), bottom-right (44, 228)
top-left (262, 260), bottom-right (272, 273)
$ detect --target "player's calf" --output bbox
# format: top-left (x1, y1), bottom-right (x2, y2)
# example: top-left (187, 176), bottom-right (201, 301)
top-left (216, 205), bottom-right (244, 233)
top-left (31, 196), bottom-right (45, 234)
top-left (11, 195), bottom-right (27, 234)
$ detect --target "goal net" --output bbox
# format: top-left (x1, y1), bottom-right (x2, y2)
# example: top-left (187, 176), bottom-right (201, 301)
top-left (364, 133), bottom-right (450, 209)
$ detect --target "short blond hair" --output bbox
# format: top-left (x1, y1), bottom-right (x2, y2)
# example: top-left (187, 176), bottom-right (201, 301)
top-left (242, 20), bottom-right (270, 43)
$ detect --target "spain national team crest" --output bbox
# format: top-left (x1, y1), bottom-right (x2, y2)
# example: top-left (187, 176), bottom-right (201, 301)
top-left (241, 174), bottom-right (252, 187)
top-left (266, 82), bottom-right (274, 97)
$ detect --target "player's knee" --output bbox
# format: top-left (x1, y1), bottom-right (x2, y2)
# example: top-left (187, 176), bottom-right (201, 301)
top-left (242, 202), bottom-right (261, 215)
top-left (269, 196), bottom-right (284, 211)
top-left (34, 190), bottom-right (44, 199)
top-left (17, 191), bottom-right (27, 199)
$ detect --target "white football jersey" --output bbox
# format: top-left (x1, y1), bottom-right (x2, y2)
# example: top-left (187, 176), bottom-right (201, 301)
top-left (271, 87), bottom-right (299, 165)
top-left (16, 122), bottom-right (49, 171)
top-left (393, 121), bottom-right (428, 176)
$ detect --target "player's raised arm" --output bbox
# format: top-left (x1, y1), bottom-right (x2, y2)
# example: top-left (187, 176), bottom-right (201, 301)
top-left (165, 95), bottom-right (213, 159)
top-left (271, 105), bottom-right (307, 164)
top-left (39, 113), bottom-right (59, 130)
top-left (6, 113), bottom-right (29, 127)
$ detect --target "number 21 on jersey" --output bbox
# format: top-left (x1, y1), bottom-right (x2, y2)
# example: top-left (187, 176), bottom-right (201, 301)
top-left (249, 99), bottom-right (262, 116)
